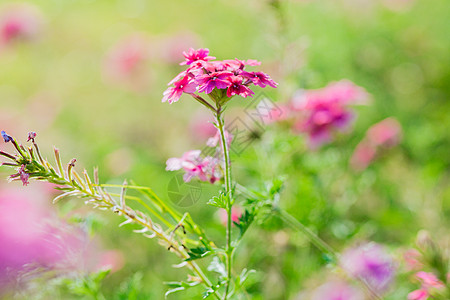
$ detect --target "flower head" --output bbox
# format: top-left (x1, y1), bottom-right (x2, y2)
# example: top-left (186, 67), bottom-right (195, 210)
top-left (196, 71), bottom-right (233, 94)
top-left (166, 150), bottom-right (222, 183)
top-left (240, 71), bottom-right (278, 88)
top-left (163, 75), bottom-right (197, 104)
top-left (162, 48), bottom-right (277, 104)
top-left (287, 80), bottom-right (368, 148)
top-left (226, 75), bottom-right (254, 98)
top-left (1, 130), bottom-right (12, 143)
top-left (340, 242), bottom-right (395, 293)
top-left (0, 3), bottom-right (43, 45)
top-left (180, 48), bottom-right (215, 66)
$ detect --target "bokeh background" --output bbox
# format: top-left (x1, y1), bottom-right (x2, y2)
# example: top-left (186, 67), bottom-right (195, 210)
top-left (0, 0), bottom-right (449, 299)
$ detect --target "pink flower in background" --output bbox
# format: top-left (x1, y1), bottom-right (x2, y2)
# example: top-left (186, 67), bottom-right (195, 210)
top-left (350, 117), bottom-right (402, 171)
top-left (366, 117), bottom-right (402, 148)
top-left (0, 188), bottom-right (101, 287)
top-left (206, 128), bottom-right (233, 148)
top-left (408, 289), bottom-right (428, 300)
top-left (311, 280), bottom-right (364, 300)
top-left (218, 206), bottom-right (242, 226)
top-left (158, 31), bottom-right (201, 64)
top-left (189, 112), bottom-right (217, 141)
top-left (340, 242), bottom-right (395, 293)
top-left (103, 34), bottom-right (152, 92)
top-left (95, 250), bottom-right (125, 273)
top-left (350, 140), bottom-right (377, 171)
top-left (166, 150), bottom-right (222, 183)
top-left (289, 80), bottom-right (368, 148)
top-left (0, 3), bottom-right (43, 46)
top-left (403, 249), bottom-right (423, 271)
top-left (408, 271), bottom-right (445, 300)
top-left (415, 272), bottom-right (444, 289)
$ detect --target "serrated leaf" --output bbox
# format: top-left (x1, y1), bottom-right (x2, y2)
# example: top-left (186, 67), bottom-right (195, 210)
top-left (233, 209), bottom-right (255, 238)
top-left (207, 192), bottom-right (228, 208)
top-left (207, 257), bottom-right (227, 278)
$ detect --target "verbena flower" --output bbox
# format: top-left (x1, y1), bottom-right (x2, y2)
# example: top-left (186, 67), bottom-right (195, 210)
top-left (162, 48), bottom-right (277, 104)
top-left (290, 80), bottom-right (368, 148)
top-left (206, 128), bottom-right (233, 148)
top-left (162, 75), bottom-right (197, 104)
top-left (350, 117), bottom-right (402, 171)
top-left (408, 271), bottom-right (445, 300)
top-left (166, 150), bottom-right (222, 183)
top-left (180, 47), bottom-right (215, 66)
top-left (340, 242), bottom-right (395, 293)
top-left (0, 3), bottom-right (42, 45)
top-left (226, 75), bottom-right (254, 98)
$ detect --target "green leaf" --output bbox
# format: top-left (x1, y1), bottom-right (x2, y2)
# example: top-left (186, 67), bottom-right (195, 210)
top-left (207, 192), bottom-right (228, 208)
top-left (236, 268), bottom-right (256, 287)
top-left (164, 281), bottom-right (200, 298)
top-left (233, 209), bottom-right (255, 238)
top-left (207, 257), bottom-right (227, 278)
top-left (185, 246), bottom-right (214, 261)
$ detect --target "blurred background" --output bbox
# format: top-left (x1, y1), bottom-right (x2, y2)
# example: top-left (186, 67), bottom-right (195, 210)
top-left (0, 0), bottom-right (449, 299)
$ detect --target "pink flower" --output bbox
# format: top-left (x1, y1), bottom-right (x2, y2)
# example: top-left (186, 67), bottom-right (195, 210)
top-left (0, 4), bottom-right (43, 46)
top-left (226, 75), bottom-right (254, 98)
top-left (340, 242), bottom-right (395, 293)
top-left (196, 71), bottom-right (233, 94)
top-left (415, 272), bottom-right (444, 289)
top-left (103, 34), bottom-right (152, 92)
top-left (163, 49), bottom-right (277, 103)
top-left (95, 250), bottom-right (125, 273)
top-left (206, 128), bottom-right (233, 148)
top-left (350, 117), bottom-right (402, 171)
top-left (289, 81), bottom-right (368, 148)
top-left (240, 71), bottom-right (278, 88)
top-left (180, 48), bottom-right (215, 66)
top-left (403, 249), bottom-right (423, 271)
top-left (162, 75), bottom-right (197, 104)
top-left (189, 112), bottom-right (217, 141)
top-left (0, 188), bottom-right (100, 286)
top-left (349, 140), bottom-right (377, 171)
top-left (218, 207), bottom-right (242, 226)
top-left (366, 117), bottom-right (402, 148)
top-left (408, 289), bottom-right (429, 300)
top-left (104, 35), bottom-right (149, 78)
top-left (311, 280), bottom-right (364, 300)
top-left (166, 150), bottom-right (222, 183)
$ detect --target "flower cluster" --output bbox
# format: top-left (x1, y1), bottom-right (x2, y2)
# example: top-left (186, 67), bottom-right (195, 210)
top-left (162, 48), bottom-right (278, 104)
top-left (340, 242), bottom-right (395, 293)
top-left (166, 128), bottom-right (233, 183)
top-left (0, 3), bottom-right (42, 46)
top-left (268, 80), bottom-right (368, 148)
top-left (408, 272), bottom-right (445, 300)
top-left (350, 117), bottom-right (402, 171)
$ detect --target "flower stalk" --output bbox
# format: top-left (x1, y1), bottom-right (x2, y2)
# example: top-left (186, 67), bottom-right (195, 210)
top-left (215, 105), bottom-right (234, 299)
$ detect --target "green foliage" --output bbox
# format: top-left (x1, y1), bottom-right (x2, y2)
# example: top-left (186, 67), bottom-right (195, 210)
top-left (207, 191), bottom-right (229, 209)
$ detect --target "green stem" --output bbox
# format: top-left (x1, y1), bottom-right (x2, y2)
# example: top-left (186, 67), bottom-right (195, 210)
top-left (216, 107), bottom-right (233, 300)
